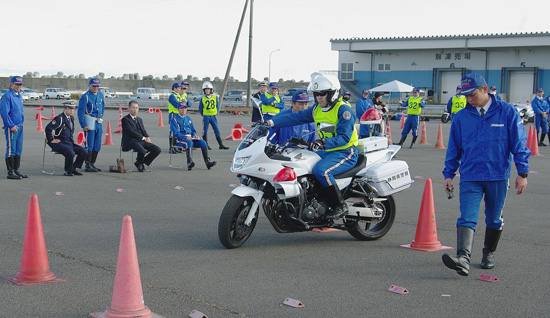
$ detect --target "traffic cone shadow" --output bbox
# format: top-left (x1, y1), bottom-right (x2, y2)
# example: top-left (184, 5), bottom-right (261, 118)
top-left (434, 124), bottom-right (445, 149)
top-left (225, 128), bottom-right (243, 141)
top-left (91, 215), bottom-right (164, 318)
top-left (3, 194), bottom-right (66, 286)
top-left (419, 122), bottom-right (429, 145)
top-left (103, 121), bottom-right (115, 146)
top-left (400, 178), bottom-right (452, 252)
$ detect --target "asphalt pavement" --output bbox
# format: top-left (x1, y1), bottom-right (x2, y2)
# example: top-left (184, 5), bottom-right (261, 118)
top-left (1, 107), bottom-right (549, 317)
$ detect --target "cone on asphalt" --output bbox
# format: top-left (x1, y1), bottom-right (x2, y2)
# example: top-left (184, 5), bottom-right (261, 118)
top-left (157, 111), bottom-right (164, 127)
top-left (434, 124), bottom-right (445, 149)
top-left (91, 215), bottom-right (164, 318)
top-left (400, 113), bottom-right (405, 129)
top-left (34, 105), bottom-right (44, 111)
top-left (3, 194), bottom-right (66, 286)
top-left (50, 106), bottom-right (56, 120)
top-left (400, 178), bottom-right (452, 252)
top-left (76, 131), bottom-right (85, 146)
top-left (225, 128), bottom-right (243, 141)
top-left (418, 122), bottom-right (429, 145)
top-left (234, 123), bottom-right (250, 134)
top-left (386, 120), bottom-right (392, 145)
top-left (526, 126), bottom-right (534, 152)
top-left (36, 114), bottom-right (44, 132)
top-left (530, 127), bottom-right (540, 156)
top-left (103, 121), bottom-right (115, 146)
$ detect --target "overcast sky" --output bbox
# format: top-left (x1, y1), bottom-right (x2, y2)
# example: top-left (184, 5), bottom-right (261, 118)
top-left (0, 0), bottom-right (547, 82)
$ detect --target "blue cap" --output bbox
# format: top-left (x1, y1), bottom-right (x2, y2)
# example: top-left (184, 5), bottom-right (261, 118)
top-left (412, 87), bottom-right (420, 93)
top-left (11, 76), bottom-right (23, 85)
top-left (292, 90), bottom-right (309, 103)
top-left (89, 78), bottom-right (101, 86)
top-left (177, 101), bottom-right (189, 108)
top-left (362, 89), bottom-right (370, 95)
top-left (537, 88), bottom-right (544, 93)
top-left (343, 91), bottom-right (351, 96)
top-left (459, 73), bottom-right (487, 95)
top-left (172, 82), bottom-right (183, 89)
top-left (268, 82), bottom-right (278, 89)
top-left (257, 80), bottom-right (268, 87)
top-left (182, 81), bottom-right (190, 86)
top-left (490, 85), bottom-right (497, 90)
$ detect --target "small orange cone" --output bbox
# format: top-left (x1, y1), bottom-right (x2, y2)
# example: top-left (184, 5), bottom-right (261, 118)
top-left (76, 131), bottom-right (85, 146)
top-left (146, 107), bottom-right (154, 113)
top-left (103, 121), bottom-right (115, 146)
top-left (41, 115), bottom-right (49, 120)
top-left (34, 105), bottom-right (44, 111)
top-left (225, 128), bottom-right (243, 141)
top-left (50, 107), bottom-right (56, 120)
top-left (155, 108), bottom-right (160, 113)
top-left (36, 115), bottom-right (44, 132)
top-left (526, 126), bottom-right (533, 152)
top-left (530, 127), bottom-right (540, 156)
top-left (234, 123), bottom-right (250, 134)
top-left (418, 122), bottom-right (429, 145)
top-left (91, 216), bottom-right (164, 318)
top-left (157, 111), bottom-right (164, 127)
top-left (400, 178), bottom-right (452, 252)
top-left (434, 124), bottom-right (445, 149)
top-left (4, 194), bottom-right (66, 286)
top-left (400, 113), bottom-right (406, 129)
top-left (386, 120), bottom-right (392, 145)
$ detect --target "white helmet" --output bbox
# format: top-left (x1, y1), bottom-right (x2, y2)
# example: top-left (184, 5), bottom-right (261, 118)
top-left (202, 81), bottom-right (214, 91)
top-left (307, 72), bottom-right (341, 104)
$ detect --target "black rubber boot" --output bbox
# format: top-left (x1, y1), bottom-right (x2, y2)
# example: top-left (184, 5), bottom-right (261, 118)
top-left (6, 157), bottom-right (21, 180)
top-left (323, 184), bottom-right (348, 220)
top-left (539, 133), bottom-right (547, 146)
top-left (13, 156), bottom-right (28, 178)
top-left (409, 136), bottom-right (418, 149)
top-left (442, 226), bottom-right (475, 276)
top-left (201, 148), bottom-right (217, 169)
top-left (90, 152), bottom-right (101, 171)
top-left (481, 226), bottom-right (502, 269)
top-left (216, 136), bottom-right (229, 150)
top-left (203, 135), bottom-right (212, 150)
top-left (85, 153), bottom-right (98, 172)
top-left (395, 135), bottom-right (407, 146)
top-left (186, 148), bottom-right (195, 171)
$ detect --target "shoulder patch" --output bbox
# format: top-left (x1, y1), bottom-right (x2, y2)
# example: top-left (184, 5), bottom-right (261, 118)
top-left (51, 120), bottom-right (57, 125)
top-left (342, 110), bottom-right (352, 120)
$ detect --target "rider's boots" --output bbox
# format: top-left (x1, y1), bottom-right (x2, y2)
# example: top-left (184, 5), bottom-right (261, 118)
top-left (539, 133), bottom-right (547, 146)
top-left (6, 157), bottom-right (21, 180)
top-left (186, 148), bottom-right (195, 171)
top-left (481, 226), bottom-right (502, 269)
top-left (90, 152), bottom-right (101, 171)
top-left (323, 184), bottom-right (348, 220)
top-left (442, 226), bottom-right (475, 276)
top-left (409, 136), bottom-right (418, 149)
top-left (216, 136), bottom-right (229, 150)
top-left (203, 134), bottom-right (212, 150)
top-left (201, 148), bottom-right (217, 169)
top-left (13, 156), bottom-right (28, 178)
top-left (395, 135), bottom-right (407, 146)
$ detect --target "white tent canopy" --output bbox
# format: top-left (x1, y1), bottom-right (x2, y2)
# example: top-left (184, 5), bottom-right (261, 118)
top-left (369, 80), bottom-right (416, 93)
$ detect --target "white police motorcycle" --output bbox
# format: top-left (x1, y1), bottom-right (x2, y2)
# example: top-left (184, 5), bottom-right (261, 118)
top-left (218, 113), bottom-right (412, 249)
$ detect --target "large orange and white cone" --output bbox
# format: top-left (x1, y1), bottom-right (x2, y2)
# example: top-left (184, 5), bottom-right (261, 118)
top-left (157, 111), bottom-right (164, 127)
top-left (50, 106), bottom-right (56, 120)
top-left (529, 126), bottom-right (540, 156)
top-left (35, 114), bottom-right (44, 132)
top-left (225, 128), bottom-right (243, 141)
top-left (401, 178), bottom-right (452, 252)
top-left (3, 194), bottom-right (66, 286)
top-left (234, 123), bottom-right (250, 134)
top-left (91, 216), bottom-right (164, 318)
top-left (386, 120), bottom-right (392, 145)
top-left (434, 124), bottom-right (445, 149)
top-left (418, 122), bottom-right (429, 145)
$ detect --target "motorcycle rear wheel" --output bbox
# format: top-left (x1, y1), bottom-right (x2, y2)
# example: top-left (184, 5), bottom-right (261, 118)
top-left (218, 195), bottom-right (258, 249)
top-left (346, 195), bottom-right (396, 241)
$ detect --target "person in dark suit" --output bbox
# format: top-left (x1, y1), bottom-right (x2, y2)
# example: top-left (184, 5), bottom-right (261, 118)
top-left (121, 100), bottom-right (161, 172)
top-left (44, 101), bottom-right (88, 176)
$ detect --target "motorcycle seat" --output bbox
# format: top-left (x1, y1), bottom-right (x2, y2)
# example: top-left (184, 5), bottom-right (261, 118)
top-left (334, 154), bottom-right (366, 179)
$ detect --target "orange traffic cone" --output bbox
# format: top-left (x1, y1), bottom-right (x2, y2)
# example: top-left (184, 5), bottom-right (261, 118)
top-left (103, 121), bottom-right (115, 146)
top-left (41, 115), bottom-right (49, 120)
top-left (91, 216), bottom-right (164, 318)
top-left (50, 106), bottom-right (56, 120)
top-left (122, 104), bottom-right (129, 112)
top-left (386, 120), bottom-right (392, 145)
top-left (36, 114), bottom-right (44, 132)
top-left (234, 123), bottom-right (250, 134)
top-left (526, 126), bottom-right (533, 152)
top-left (400, 113), bottom-right (405, 129)
top-left (157, 111), bottom-right (164, 127)
top-left (146, 107), bottom-right (154, 113)
top-left (3, 194), bottom-right (66, 286)
top-left (155, 108), bottom-right (160, 113)
top-left (76, 131), bottom-right (85, 146)
top-left (117, 105), bottom-right (123, 128)
top-left (225, 128), bottom-right (243, 141)
top-left (434, 124), bottom-right (445, 149)
top-left (401, 178), bottom-right (452, 252)
top-left (34, 105), bottom-right (44, 111)
top-left (418, 122), bottom-right (429, 145)
top-left (530, 127), bottom-right (540, 156)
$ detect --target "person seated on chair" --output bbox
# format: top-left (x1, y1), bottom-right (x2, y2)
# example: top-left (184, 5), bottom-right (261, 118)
top-left (44, 101), bottom-right (87, 176)
top-left (170, 101), bottom-right (216, 170)
top-left (121, 100), bottom-right (161, 172)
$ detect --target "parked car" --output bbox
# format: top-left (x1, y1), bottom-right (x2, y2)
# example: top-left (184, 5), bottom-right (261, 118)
top-left (99, 87), bottom-right (116, 98)
top-left (0, 88), bottom-right (8, 100)
top-left (136, 87), bottom-right (159, 99)
top-left (223, 90), bottom-right (247, 102)
top-left (21, 88), bottom-right (40, 101)
top-left (44, 88), bottom-right (70, 99)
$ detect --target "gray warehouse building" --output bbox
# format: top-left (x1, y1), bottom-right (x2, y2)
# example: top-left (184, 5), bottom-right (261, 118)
top-left (331, 32), bottom-right (550, 104)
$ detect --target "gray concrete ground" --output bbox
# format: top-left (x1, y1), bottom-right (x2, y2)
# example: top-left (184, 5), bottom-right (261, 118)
top-left (1, 106), bottom-right (549, 317)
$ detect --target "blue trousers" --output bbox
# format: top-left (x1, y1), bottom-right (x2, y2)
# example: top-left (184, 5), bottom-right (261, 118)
top-left (312, 147), bottom-right (358, 187)
top-left (85, 122), bottom-right (102, 152)
top-left (4, 126), bottom-right (23, 157)
top-left (203, 115), bottom-right (220, 137)
top-left (49, 141), bottom-right (87, 171)
top-left (457, 180), bottom-right (508, 231)
top-left (176, 139), bottom-right (207, 149)
top-left (535, 114), bottom-right (549, 134)
top-left (401, 114), bottom-right (419, 137)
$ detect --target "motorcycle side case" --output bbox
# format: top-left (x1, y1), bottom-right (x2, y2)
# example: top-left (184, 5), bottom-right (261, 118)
top-left (358, 137), bottom-right (388, 153)
top-left (365, 160), bottom-right (412, 196)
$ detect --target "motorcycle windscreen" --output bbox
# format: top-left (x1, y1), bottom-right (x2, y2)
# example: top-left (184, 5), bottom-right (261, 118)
top-left (237, 125), bottom-right (269, 151)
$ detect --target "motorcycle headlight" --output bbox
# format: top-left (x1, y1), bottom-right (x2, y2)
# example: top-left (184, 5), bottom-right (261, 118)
top-left (232, 156), bottom-right (251, 170)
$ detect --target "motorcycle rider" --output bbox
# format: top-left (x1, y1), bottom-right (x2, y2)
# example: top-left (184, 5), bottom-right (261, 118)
top-left (265, 73), bottom-right (358, 220)
top-left (446, 86), bottom-right (466, 122)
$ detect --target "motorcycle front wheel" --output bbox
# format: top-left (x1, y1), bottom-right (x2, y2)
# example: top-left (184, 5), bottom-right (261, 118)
top-left (441, 114), bottom-right (450, 123)
top-left (346, 195), bottom-right (396, 241)
top-left (218, 195), bottom-right (258, 249)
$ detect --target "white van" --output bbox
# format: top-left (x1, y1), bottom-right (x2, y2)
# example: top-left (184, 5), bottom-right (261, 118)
top-left (136, 87), bottom-right (160, 99)
top-left (99, 87), bottom-right (116, 98)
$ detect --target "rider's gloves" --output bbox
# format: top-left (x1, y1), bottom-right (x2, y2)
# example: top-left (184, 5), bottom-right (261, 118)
top-left (308, 139), bottom-right (326, 151)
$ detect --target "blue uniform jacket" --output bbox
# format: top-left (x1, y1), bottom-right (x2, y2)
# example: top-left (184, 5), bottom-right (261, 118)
top-left (168, 94), bottom-right (191, 109)
top-left (260, 93), bottom-right (285, 111)
top-left (0, 89), bottom-right (24, 128)
top-left (356, 97), bottom-right (374, 135)
top-left (170, 114), bottom-right (198, 140)
top-left (531, 96), bottom-right (549, 115)
top-left (273, 108), bottom-right (316, 144)
top-left (443, 95), bottom-right (530, 181)
top-left (45, 114), bottom-right (75, 144)
top-left (78, 90), bottom-right (105, 128)
top-left (198, 95), bottom-right (219, 116)
top-left (271, 103), bottom-right (356, 151)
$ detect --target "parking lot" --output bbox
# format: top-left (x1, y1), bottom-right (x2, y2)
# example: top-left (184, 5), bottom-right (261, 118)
top-left (1, 105), bottom-right (549, 317)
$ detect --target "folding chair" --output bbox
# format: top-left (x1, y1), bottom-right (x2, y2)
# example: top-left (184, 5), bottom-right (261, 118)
top-left (119, 138), bottom-right (153, 172)
top-left (169, 144), bottom-right (202, 169)
top-left (42, 137), bottom-right (62, 175)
